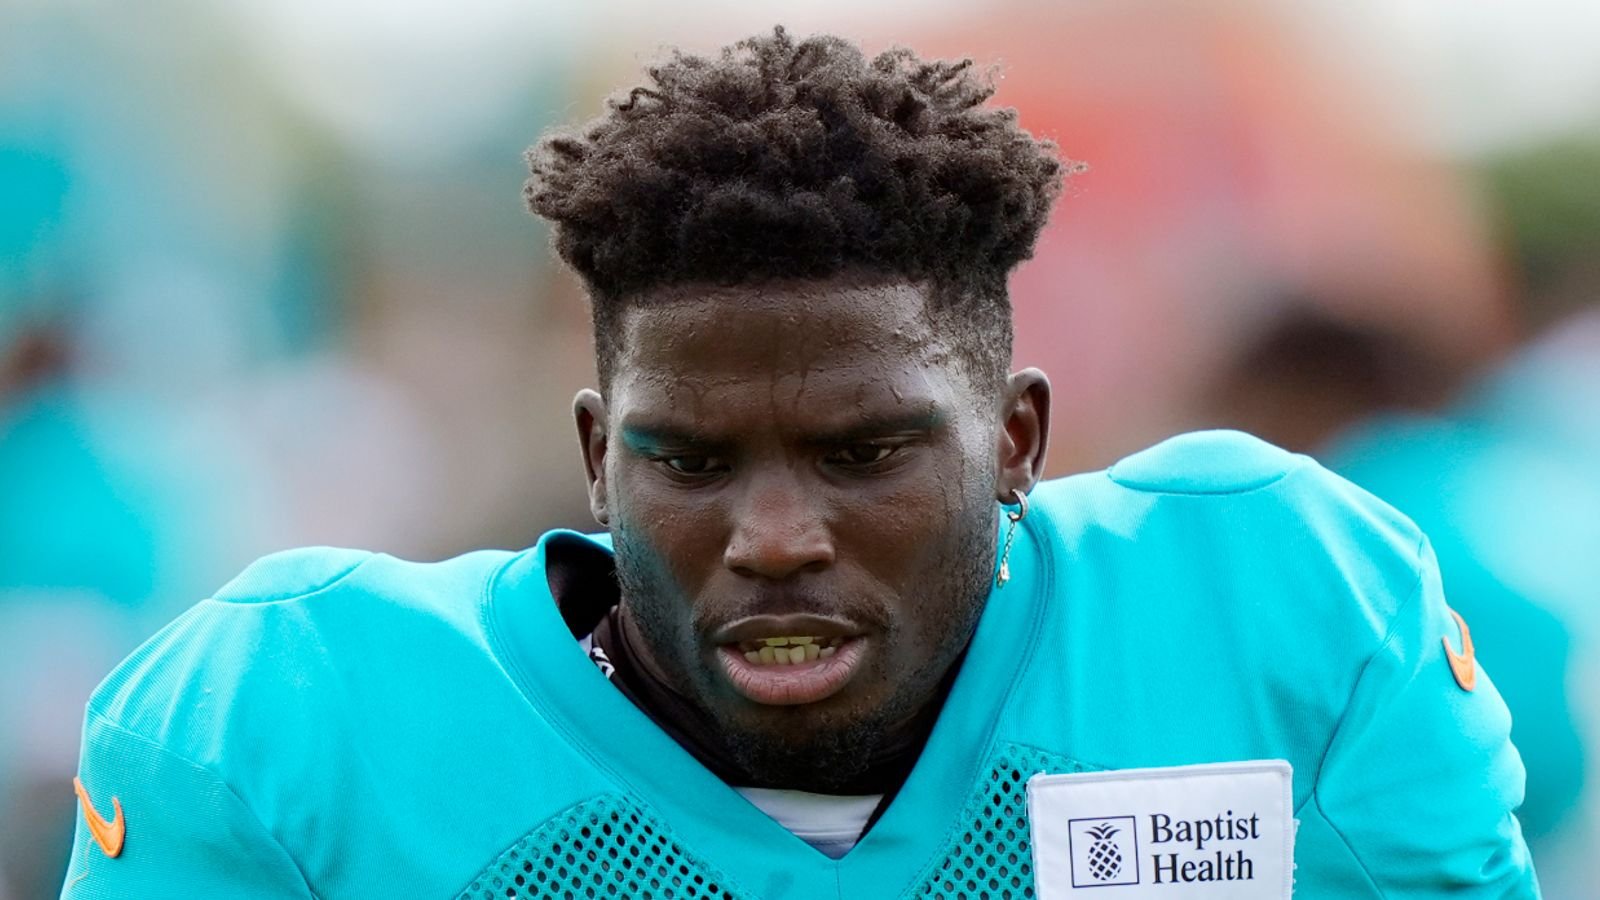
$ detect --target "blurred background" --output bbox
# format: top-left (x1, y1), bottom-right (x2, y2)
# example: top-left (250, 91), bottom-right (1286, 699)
top-left (2, 0), bottom-right (1597, 895)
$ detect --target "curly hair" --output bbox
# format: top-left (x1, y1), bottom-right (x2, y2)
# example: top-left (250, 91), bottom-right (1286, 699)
top-left (526, 27), bottom-right (1067, 387)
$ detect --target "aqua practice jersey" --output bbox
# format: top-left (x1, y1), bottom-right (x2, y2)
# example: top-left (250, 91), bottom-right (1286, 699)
top-left (61, 431), bottom-right (1538, 899)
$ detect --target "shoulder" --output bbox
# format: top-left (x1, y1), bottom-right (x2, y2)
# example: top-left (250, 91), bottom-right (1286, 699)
top-left (1031, 430), bottom-right (1431, 655)
top-left (86, 545), bottom-right (521, 760)
top-left (207, 546), bottom-right (375, 604)
top-left (1038, 429), bottom-right (1420, 543)
top-left (1008, 431), bottom-right (1465, 788)
top-left (1038, 428), bottom-right (1423, 554)
top-left (1103, 428), bottom-right (1303, 495)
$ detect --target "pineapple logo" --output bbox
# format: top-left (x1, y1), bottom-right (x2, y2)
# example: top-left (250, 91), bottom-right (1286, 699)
top-left (1068, 815), bottom-right (1139, 887)
top-left (1084, 824), bottom-right (1124, 881)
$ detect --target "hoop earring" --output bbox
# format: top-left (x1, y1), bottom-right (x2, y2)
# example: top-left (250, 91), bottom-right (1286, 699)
top-left (996, 488), bottom-right (1029, 588)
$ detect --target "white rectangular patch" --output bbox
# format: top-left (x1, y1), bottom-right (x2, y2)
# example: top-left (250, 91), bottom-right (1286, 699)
top-left (1027, 760), bottom-right (1293, 899)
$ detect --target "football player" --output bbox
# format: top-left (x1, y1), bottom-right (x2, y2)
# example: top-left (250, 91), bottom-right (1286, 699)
top-left (62, 28), bottom-right (1538, 898)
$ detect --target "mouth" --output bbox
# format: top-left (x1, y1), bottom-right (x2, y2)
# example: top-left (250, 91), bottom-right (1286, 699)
top-left (711, 616), bottom-right (868, 706)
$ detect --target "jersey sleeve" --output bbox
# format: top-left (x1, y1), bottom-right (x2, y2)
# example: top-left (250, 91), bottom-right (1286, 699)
top-left (60, 711), bottom-right (314, 899)
top-left (1297, 538), bottom-right (1541, 898)
top-left (57, 547), bottom-right (374, 899)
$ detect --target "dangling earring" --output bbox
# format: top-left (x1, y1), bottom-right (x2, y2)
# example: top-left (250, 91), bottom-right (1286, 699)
top-left (996, 488), bottom-right (1029, 588)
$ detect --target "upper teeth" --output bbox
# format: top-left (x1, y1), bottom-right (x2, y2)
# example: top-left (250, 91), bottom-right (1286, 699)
top-left (737, 635), bottom-right (844, 666)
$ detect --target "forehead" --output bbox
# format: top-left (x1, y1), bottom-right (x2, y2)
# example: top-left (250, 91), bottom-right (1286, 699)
top-left (611, 278), bottom-right (967, 428)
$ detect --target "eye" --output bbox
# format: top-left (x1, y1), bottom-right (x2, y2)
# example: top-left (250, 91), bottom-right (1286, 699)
top-left (826, 443), bottom-right (899, 467)
top-left (659, 455), bottom-right (726, 477)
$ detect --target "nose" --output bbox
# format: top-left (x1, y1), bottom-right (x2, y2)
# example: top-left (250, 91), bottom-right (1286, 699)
top-left (723, 472), bottom-right (837, 580)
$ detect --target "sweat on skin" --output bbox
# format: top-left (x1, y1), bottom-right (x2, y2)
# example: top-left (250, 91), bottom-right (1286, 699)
top-left (569, 275), bottom-right (1049, 791)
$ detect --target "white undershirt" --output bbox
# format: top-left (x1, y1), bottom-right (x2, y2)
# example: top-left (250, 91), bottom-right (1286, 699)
top-left (733, 787), bottom-right (880, 859)
top-left (578, 634), bottom-right (879, 858)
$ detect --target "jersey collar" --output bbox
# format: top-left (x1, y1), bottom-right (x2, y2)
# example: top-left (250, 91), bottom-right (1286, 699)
top-left (484, 515), bottom-right (1052, 886)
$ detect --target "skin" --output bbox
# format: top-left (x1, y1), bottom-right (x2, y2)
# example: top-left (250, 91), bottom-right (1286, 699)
top-left (572, 274), bottom-right (1050, 790)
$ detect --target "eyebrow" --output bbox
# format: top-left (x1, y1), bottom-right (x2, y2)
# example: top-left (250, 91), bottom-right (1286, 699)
top-left (620, 410), bottom-right (945, 451)
top-left (620, 423), bottom-right (730, 453)
top-left (802, 410), bottom-right (946, 446)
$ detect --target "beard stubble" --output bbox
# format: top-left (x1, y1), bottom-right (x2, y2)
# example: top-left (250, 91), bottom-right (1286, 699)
top-left (609, 498), bottom-right (998, 791)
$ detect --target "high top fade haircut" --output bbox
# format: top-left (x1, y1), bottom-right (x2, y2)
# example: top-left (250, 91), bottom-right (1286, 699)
top-left (525, 27), bottom-right (1068, 390)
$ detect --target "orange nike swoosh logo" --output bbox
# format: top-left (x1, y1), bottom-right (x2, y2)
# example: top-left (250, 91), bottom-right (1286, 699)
top-left (1443, 608), bottom-right (1476, 692)
top-left (73, 776), bottom-right (125, 858)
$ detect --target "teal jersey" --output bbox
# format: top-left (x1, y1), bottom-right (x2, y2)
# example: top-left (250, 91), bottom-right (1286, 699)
top-left (1326, 415), bottom-right (1589, 845)
top-left (62, 432), bottom-right (1538, 898)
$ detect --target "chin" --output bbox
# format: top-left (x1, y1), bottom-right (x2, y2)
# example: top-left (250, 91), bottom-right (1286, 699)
top-left (720, 710), bottom-right (884, 789)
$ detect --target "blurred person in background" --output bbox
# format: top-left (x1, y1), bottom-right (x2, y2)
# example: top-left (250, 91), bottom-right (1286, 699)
top-left (1, 7), bottom-right (450, 894)
top-left (0, 135), bottom-right (206, 900)
top-left (911, 0), bottom-right (1509, 474)
top-left (1318, 138), bottom-right (1600, 896)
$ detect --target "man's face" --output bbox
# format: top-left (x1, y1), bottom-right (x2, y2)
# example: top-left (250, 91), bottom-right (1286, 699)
top-left (576, 277), bottom-right (1038, 788)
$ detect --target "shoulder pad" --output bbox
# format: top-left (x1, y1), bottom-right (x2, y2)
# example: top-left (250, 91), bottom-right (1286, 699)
top-left (1108, 430), bottom-right (1302, 495)
top-left (212, 547), bottom-right (372, 604)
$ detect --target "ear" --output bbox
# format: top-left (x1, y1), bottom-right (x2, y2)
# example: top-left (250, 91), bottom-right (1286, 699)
top-left (573, 389), bottom-right (611, 526)
top-left (995, 368), bottom-right (1051, 502)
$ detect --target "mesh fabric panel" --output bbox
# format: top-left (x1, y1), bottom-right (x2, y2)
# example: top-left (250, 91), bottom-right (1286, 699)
top-left (458, 795), bottom-right (748, 900)
top-left (459, 744), bottom-right (1091, 899)
top-left (906, 743), bottom-right (1094, 899)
